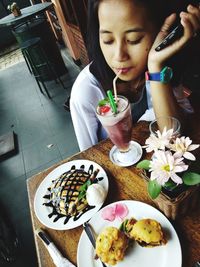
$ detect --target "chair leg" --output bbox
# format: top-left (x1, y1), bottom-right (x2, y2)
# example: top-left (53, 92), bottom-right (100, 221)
top-left (44, 56), bottom-right (66, 90)
top-left (35, 77), bottom-right (44, 95)
top-left (43, 83), bottom-right (51, 99)
top-left (63, 96), bottom-right (70, 112)
top-left (22, 50), bottom-right (32, 74)
top-left (29, 57), bottom-right (51, 99)
top-left (40, 78), bottom-right (51, 99)
top-left (57, 76), bottom-right (66, 90)
top-left (51, 68), bottom-right (66, 90)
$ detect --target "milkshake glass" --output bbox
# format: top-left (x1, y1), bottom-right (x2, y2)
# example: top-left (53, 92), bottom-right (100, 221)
top-left (96, 95), bottom-right (142, 166)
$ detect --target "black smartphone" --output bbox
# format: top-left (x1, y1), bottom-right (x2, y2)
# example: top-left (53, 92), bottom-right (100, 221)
top-left (155, 24), bottom-right (184, 51)
top-left (155, 1), bottom-right (200, 51)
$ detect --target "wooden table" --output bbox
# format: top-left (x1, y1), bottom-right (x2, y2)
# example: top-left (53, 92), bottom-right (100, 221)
top-left (27, 120), bottom-right (200, 267)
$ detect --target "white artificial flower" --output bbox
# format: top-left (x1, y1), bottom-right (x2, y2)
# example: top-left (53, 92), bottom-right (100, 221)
top-left (170, 136), bottom-right (199, 161)
top-left (144, 127), bottom-right (174, 152)
top-left (149, 150), bottom-right (188, 186)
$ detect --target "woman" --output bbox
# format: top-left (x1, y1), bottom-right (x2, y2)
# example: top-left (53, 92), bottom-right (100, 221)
top-left (70, 0), bottom-right (200, 151)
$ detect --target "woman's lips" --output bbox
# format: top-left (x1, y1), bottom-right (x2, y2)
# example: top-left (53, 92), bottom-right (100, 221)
top-left (115, 67), bottom-right (132, 74)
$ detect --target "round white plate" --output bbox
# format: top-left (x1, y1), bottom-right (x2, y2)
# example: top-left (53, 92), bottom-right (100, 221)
top-left (77, 200), bottom-right (182, 267)
top-left (109, 141), bottom-right (143, 167)
top-left (34, 160), bottom-right (109, 230)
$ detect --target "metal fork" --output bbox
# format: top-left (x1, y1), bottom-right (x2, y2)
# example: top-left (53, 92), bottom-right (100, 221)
top-left (83, 222), bottom-right (107, 267)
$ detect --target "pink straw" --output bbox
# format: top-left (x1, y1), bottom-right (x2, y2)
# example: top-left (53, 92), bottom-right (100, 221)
top-left (113, 70), bottom-right (122, 101)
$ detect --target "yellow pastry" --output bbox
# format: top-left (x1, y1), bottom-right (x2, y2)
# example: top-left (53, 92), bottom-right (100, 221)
top-left (96, 226), bottom-right (129, 265)
top-left (129, 218), bottom-right (167, 247)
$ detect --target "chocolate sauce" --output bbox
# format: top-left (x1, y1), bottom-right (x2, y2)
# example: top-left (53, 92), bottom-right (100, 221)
top-left (43, 164), bottom-right (103, 224)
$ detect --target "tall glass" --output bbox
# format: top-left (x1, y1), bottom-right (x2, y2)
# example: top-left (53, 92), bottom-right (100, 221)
top-left (96, 95), bottom-right (142, 166)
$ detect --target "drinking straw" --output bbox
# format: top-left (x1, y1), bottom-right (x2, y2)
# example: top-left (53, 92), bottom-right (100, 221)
top-left (113, 70), bottom-right (122, 101)
top-left (107, 90), bottom-right (117, 114)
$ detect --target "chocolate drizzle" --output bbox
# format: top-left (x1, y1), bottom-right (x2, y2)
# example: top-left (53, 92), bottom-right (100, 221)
top-left (43, 164), bottom-right (103, 224)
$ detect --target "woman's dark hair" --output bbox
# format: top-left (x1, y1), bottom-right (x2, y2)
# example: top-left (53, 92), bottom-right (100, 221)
top-left (87, 0), bottom-right (200, 88)
top-left (87, 0), bottom-right (114, 89)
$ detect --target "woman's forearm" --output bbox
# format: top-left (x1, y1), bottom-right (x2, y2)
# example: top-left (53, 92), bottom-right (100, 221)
top-left (150, 81), bottom-right (184, 123)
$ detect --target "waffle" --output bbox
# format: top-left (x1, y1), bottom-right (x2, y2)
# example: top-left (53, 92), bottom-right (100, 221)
top-left (43, 165), bottom-right (100, 223)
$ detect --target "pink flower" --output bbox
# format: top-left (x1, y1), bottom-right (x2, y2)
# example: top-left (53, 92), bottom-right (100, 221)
top-left (149, 150), bottom-right (188, 186)
top-left (101, 203), bottom-right (129, 221)
top-left (101, 206), bottom-right (116, 221)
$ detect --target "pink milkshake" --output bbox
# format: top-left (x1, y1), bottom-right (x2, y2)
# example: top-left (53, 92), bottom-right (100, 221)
top-left (96, 94), bottom-right (142, 166)
top-left (96, 96), bottom-right (132, 151)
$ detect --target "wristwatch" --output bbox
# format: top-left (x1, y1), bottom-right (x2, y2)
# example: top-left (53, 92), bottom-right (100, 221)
top-left (145, 66), bottom-right (173, 84)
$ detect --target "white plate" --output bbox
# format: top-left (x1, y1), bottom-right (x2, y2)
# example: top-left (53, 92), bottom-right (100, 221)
top-left (34, 160), bottom-right (109, 230)
top-left (77, 200), bottom-right (182, 267)
top-left (109, 141), bottom-right (143, 167)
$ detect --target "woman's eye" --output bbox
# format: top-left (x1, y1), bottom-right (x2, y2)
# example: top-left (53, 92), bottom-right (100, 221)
top-left (127, 37), bottom-right (143, 45)
top-left (102, 40), bottom-right (113, 45)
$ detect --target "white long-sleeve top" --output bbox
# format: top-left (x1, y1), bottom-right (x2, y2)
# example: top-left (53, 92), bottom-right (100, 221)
top-left (70, 64), bottom-right (193, 151)
top-left (70, 65), bottom-right (107, 151)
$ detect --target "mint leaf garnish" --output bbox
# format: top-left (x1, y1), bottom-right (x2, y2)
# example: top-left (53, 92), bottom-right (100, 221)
top-left (98, 98), bottom-right (109, 106)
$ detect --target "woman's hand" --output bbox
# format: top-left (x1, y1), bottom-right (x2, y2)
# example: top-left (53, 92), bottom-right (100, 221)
top-left (148, 4), bottom-right (200, 72)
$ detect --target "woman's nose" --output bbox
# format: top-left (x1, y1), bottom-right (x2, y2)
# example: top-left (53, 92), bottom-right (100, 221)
top-left (114, 42), bottom-right (129, 62)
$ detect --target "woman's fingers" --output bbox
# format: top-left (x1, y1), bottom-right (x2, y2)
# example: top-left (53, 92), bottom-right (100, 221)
top-left (148, 5), bottom-right (200, 68)
top-left (157, 13), bottom-right (177, 41)
top-left (187, 4), bottom-right (200, 24)
top-left (180, 12), bottom-right (196, 38)
top-left (180, 4), bottom-right (200, 37)
top-left (160, 13), bottom-right (177, 33)
top-left (150, 13), bottom-right (177, 49)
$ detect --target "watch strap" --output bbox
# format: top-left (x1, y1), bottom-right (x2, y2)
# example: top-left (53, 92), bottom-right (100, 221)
top-left (145, 66), bottom-right (173, 84)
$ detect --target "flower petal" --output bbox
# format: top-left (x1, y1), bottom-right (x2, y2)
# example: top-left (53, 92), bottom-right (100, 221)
top-left (183, 151), bottom-right (196, 161)
top-left (151, 170), bottom-right (169, 185)
top-left (115, 204), bottom-right (129, 220)
top-left (173, 151), bottom-right (183, 159)
top-left (185, 137), bottom-right (192, 145)
top-left (170, 172), bottom-right (183, 184)
top-left (101, 206), bottom-right (116, 221)
top-left (187, 144), bottom-right (199, 151)
top-left (173, 165), bottom-right (188, 172)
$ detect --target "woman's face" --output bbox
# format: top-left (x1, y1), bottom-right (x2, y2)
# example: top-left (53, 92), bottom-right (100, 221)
top-left (98, 0), bottom-right (157, 82)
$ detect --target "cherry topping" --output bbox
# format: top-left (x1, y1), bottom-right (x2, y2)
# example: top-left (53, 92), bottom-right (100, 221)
top-left (100, 105), bottom-right (110, 114)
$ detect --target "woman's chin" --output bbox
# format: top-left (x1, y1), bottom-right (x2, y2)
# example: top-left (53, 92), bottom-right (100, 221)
top-left (119, 74), bottom-right (135, 82)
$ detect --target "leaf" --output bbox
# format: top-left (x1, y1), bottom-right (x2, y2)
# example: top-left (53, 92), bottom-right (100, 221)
top-left (182, 172), bottom-right (200, 185)
top-left (78, 180), bottom-right (92, 200)
top-left (79, 180), bottom-right (91, 192)
top-left (119, 219), bottom-right (128, 232)
top-left (148, 180), bottom-right (162, 199)
top-left (98, 98), bottom-right (109, 106)
top-left (136, 160), bottom-right (150, 170)
top-left (78, 191), bottom-right (86, 200)
top-left (164, 180), bottom-right (177, 190)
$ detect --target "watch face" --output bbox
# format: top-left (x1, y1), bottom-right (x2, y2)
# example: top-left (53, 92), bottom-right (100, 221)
top-left (146, 67), bottom-right (173, 83)
top-left (161, 67), bottom-right (173, 83)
